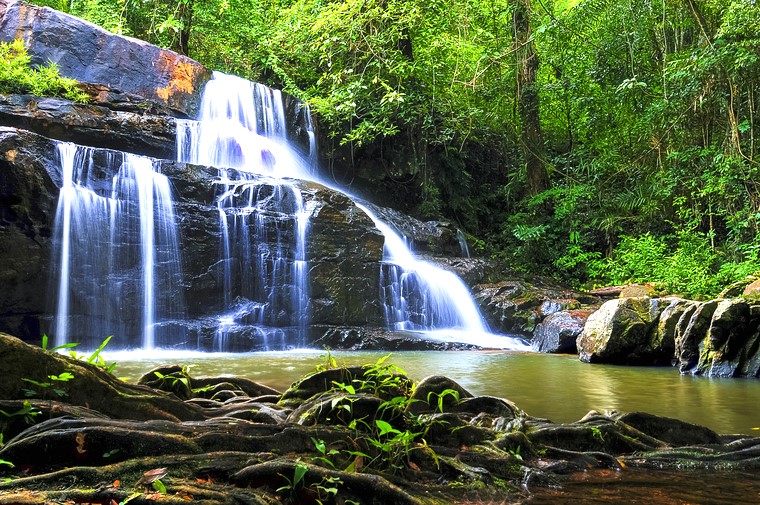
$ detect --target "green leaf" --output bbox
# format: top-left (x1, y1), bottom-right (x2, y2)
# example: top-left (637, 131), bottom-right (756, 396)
top-left (375, 419), bottom-right (401, 436)
top-left (87, 336), bottom-right (112, 363)
top-left (151, 478), bottom-right (167, 494)
top-left (293, 462), bottom-right (308, 487)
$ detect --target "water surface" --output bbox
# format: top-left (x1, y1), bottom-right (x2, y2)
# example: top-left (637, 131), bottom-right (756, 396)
top-left (107, 349), bottom-right (760, 435)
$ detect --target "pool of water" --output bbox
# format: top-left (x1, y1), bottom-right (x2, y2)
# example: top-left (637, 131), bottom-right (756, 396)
top-left (104, 349), bottom-right (760, 435)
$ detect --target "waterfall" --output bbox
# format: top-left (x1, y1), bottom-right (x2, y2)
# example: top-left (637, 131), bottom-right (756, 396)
top-left (177, 72), bottom-right (312, 350)
top-left (356, 204), bottom-right (486, 331)
top-left (457, 229), bottom-right (471, 258)
top-left (51, 144), bottom-right (184, 349)
top-left (180, 71), bottom-right (525, 350)
top-left (52, 70), bottom-right (521, 352)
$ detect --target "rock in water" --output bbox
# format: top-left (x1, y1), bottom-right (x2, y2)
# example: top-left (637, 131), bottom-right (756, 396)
top-left (532, 309), bottom-right (593, 354)
top-left (577, 297), bottom-right (666, 364)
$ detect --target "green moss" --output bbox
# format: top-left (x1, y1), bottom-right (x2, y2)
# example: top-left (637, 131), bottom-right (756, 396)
top-left (0, 39), bottom-right (89, 103)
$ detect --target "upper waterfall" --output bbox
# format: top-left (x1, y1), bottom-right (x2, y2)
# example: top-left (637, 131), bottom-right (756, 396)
top-left (177, 72), bottom-right (315, 180)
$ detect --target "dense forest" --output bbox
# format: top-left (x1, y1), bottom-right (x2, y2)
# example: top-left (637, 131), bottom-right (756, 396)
top-left (26, 0), bottom-right (760, 298)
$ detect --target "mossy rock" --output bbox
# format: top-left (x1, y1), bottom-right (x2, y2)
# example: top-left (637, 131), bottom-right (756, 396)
top-left (406, 375), bottom-right (473, 415)
top-left (0, 334), bottom-right (204, 422)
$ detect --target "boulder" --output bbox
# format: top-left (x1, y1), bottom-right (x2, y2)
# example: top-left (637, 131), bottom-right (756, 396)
top-left (577, 297), bottom-right (666, 364)
top-left (695, 299), bottom-right (760, 377)
top-left (532, 309), bottom-right (593, 354)
top-left (619, 283), bottom-right (657, 298)
top-left (650, 298), bottom-right (694, 362)
top-left (0, 0), bottom-right (212, 117)
top-left (743, 279), bottom-right (760, 299)
top-left (718, 272), bottom-right (760, 298)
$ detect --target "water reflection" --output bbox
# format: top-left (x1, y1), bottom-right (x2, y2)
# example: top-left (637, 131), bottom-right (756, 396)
top-left (107, 350), bottom-right (760, 435)
top-left (522, 468), bottom-right (760, 504)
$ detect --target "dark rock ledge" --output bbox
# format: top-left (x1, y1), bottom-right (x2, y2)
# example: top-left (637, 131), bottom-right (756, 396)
top-left (0, 333), bottom-right (758, 505)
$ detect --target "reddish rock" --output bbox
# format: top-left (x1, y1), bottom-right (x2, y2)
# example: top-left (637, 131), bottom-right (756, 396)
top-left (0, 0), bottom-right (212, 117)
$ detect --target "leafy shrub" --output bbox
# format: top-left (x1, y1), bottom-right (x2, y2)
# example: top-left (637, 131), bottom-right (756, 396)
top-left (0, 39), bottom-right (89, 103)
top-left (586, 231), bottom-right (757, 299)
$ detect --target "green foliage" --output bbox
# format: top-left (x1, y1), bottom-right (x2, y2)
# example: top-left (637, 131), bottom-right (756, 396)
top-left (426, 388), bottom-right (460, 414)
top-left (55, 0), bottom-right (760, 295)
top-left (152, 367), bottom-right (192, 397)
top-left (275, 460), bottom-right (308, 498)
top-left (49, 335), bottom-right (118, 374)
top-left (21, 371), bottom-right (74, 399)
top-left (151, 478), bottom-right (167, 494)
top-left (0, 39), bottom-right (89, 102)
top-left (587, 230), bottom-right (753, 299)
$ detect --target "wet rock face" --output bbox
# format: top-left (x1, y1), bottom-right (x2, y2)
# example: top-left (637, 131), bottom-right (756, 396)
top-left (532, 309), bottom-right (593, 354)
top-left (0, 128), bottom-right (386, 343)
top-left (473, 279), bottom-right (596, 336)
top-left (0, 127), bottom-right (59, 338)
top-left (0, 0), bottom-right (212, 117)
top-left (301, 183), bottom-right (385, 327)
top-left (362, 201), bottom-right (463, 257)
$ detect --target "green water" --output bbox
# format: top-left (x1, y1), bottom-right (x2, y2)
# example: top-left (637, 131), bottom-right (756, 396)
top-left (107, 349), bottom-right (760, 435)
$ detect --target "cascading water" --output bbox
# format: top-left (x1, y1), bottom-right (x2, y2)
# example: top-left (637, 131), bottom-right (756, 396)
top-left (356, 203), bottom-right (525, 348)
top-left (51, 143), bottom-right (184, 349)
top-left (180, 71), bottom-right (525, 350)
top-left (177, 72), bottom-right (313, 350)
top-left (457, 229), bottom-right (471, 258)
top-left (360, 204), bottom-right (487, 333)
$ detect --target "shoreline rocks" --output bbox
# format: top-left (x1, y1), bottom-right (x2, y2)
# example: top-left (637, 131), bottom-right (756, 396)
top-left (576, 295), bottom-right (760, 377)
top-left (0, 332), bottom-right (758, 505)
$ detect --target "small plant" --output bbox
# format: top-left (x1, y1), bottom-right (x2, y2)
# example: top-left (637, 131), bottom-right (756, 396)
top-left (315, 347), bottom-right (338, 372)
top-left (426, 388), bottom-right (460, 413)
top-left (40, 334), bottom-right (78, 353)
top-left (41, 334), bottom-right (117, 374)
top-left (21, 372), bottom-right (74, 399)
top-left (361, 354), bottom-right (410, 398)
top-left (590, 426), bottom-right (605, 442)
top-left (0, 400), bottom-right (40, 425)
top-left (137, 467), bottom-right (169, 494)
top-left (276, 460), bottom-right (308, 500)
top-left (314, 474), bottom-right (341, 504)
top-left (311, 437), bottom-right (339, 469)
top-left (507, 445), bottom-right (523, 461)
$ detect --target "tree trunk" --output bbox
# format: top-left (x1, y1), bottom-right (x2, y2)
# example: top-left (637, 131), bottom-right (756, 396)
top-left (513, 0), bottom-right (549, 198)
top-left (177, 0), bottom-right (193, 56)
